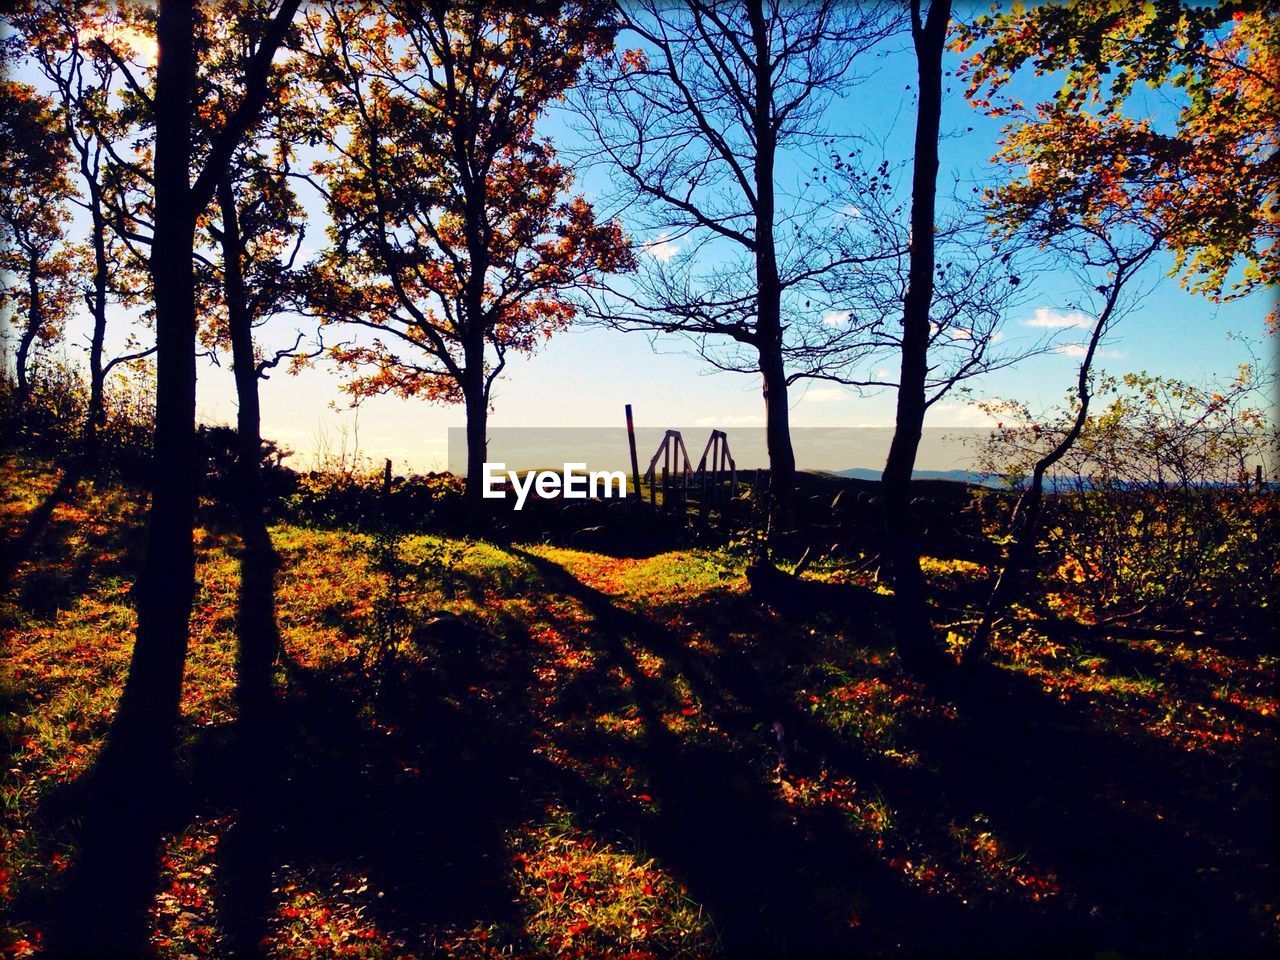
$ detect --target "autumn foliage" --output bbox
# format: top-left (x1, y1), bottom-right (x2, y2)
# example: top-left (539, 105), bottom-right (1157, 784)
top-left (304, 1), bottom-right (635, 494)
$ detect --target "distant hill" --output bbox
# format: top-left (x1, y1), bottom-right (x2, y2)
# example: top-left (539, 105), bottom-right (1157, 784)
top-left (827, 467), bottom-right (1005, 487)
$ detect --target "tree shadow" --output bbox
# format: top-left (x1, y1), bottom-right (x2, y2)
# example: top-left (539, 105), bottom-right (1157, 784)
top-left (511, 547), bottom-right (1277, 955)
top-left (509, 548), bottom-right (965, 956)
top-left (0, 456), bottom-right (87, 591)
top-left (15, 523), bottom-right (1276, 958)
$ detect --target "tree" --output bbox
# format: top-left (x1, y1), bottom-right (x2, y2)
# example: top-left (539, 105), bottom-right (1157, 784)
top-left (0, 79), bottom-right (77, 408)
top-left (953, 0), bottom-right (1274, 666)
top-left (109, 0), bottom-right (302, 769)
top-left (962, 229), bottom-right (1161, 666)
top-left (12, 0), bottom-right (158, 456)
top-left (877, 0), bottom-right (953, 675)
top-left (573, 0), bottom-right (899, 529)
top-left (203, 66), bottom-right (313, 727)
top-left (306, 0), bottom-right (633, 512)
top-left (971, 362), bottom-right (1278, 633)
top-left (953, 0), bottom-right (1278, 327)
top-left (817, 148), bottom-right (1031, 412)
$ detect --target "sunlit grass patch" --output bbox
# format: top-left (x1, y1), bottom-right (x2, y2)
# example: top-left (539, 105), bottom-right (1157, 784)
top-left (919, 556), bottom-right (987, 580)
top-left (991, 624), bottom-right (1276, 752)
top-left (793, 656), bottom-right (946, 765)
top-left (509, 808), bottom-right (717, 958)
top-left (273, 527), bottom-right (378, 669)
top-left (528, 546), bottom-right (743, 612)
top-left (150, 816), bottom-right (228, 959)
top-left (265, 868), bottom-right (408, 960)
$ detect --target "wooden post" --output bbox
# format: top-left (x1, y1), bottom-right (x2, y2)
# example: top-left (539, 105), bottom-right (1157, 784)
top-left (718, 439), bottom-right (728, 504)
top-left (382, 457), bottom-right (393, 499)
top-left (626, 404), bottom-right (643, 511)
top-left (662, 432), bottom-right (671, 513)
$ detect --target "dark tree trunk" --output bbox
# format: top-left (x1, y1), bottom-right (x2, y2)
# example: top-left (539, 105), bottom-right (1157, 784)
top-left (760, 344), bottom-right (795, 530)
top-left (459, 134), bottom-right (491, 523)
top-left (84, 186), bottom-right (110, 458)
top-left (15, 261), bottom-right (41, 408)
top-left (47, 5), bottom-right (199, 953)
top-left (881, 0), bottom-right (951, 676)
top-left (748, 0), bottom-right (796, 532)
top-left (108, 0), bottom-right (198, 767)
top-left (462, 337), bottom-right (488, 519)
top-left (217, 175), bottom-right (281, 727)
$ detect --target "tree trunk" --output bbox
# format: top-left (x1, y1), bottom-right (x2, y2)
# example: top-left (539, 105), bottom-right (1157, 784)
top-left (748, 0), bottom-right (795, 533)
top-left (462, 337), bottom-right (488, 520)
top-left (217, 174), bottom-right (281, 727)
top-left (15, 261), bottom-right (41, 408)
top-left (881, 0), bottom-right (951, 676)
top-left (85, 185), bottom-right (110, 458)
top-left (760, 343), bottom-right (795, 530)
top-left (46, 5), bottom-right (199, 953)
top-left (108, 0), bottom-right (198, 768)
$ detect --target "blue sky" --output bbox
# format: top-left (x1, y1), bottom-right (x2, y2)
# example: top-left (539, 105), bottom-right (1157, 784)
top-left (11, 12), bottom-right (1273, 473)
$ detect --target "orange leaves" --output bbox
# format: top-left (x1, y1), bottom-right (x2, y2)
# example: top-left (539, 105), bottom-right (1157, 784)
top-left (957, 0), bottom-right (1278, 306)
top-left (508, 813), bottom-right (713, 956)
top-left (308, 3), bottom-right (634, 411)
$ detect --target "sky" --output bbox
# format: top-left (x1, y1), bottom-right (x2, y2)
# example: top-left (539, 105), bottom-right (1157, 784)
top-left (8, 7), bottom-right (1274, 475)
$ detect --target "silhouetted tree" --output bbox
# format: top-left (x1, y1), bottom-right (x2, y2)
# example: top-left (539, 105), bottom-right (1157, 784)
top-left (12, 1), bottom-right (159, 457)
top-left (305, 0), bottom-right (633, 513)
top-left (573, 0), bottom-right (900, 530)
top-left (110, 0), bottom-right (302, 771)
top-left (879, 0), bottom-right (953, 675)
top-left (0, 79), bottom-right (76, 408)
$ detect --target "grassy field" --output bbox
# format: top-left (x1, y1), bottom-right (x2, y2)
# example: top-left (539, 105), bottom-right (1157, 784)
top-left (2, 452), bottom-right (1276, 957)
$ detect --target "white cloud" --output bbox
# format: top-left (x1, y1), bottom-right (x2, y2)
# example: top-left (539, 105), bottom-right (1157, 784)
top-left (929, 402), bottom-right (999, 428)
top-left (800, 386), bottom-right (847, 404)
top-left (1027, 307), bottom-right (1093, 329)
top-left (642, 232), bottom-right (680, 262)
top-left (839, 204), bottom-right (863, 218)
top-left (822, 310), bottom-right (851, 328)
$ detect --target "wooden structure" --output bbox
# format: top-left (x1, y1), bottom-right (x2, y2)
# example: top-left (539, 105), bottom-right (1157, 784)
top-left (632, 420), bottom-right (739, 518)
top-left (694, 429), bottom-right (737, 514)
top-left (642, 429), bottom-right (695, 511)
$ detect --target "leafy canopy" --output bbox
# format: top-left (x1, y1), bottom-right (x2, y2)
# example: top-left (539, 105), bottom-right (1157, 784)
top-left (956, 0), bottom-right (1278, 319)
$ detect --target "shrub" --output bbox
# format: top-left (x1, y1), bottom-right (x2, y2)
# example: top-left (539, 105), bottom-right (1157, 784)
top-left (976, 366), bottom-right (1278, 629)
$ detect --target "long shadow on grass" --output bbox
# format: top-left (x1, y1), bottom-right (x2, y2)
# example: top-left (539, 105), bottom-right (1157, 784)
top-left (912, 662), bottom-right (1276, 954)
top-left (0, 456), bottom-right (86, 591)
top-left (510, 548), bottom-right (964, 957)
top-left (517, 548), bottom-right (1277, 956)
top-left (209, 616), bottom-right (550, 951)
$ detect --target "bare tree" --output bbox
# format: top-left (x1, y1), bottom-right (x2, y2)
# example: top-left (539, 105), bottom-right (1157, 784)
top-left (572, 0), bottom-right (901, 529)
top-left (816, 147), bottom-right (1034, 400)
top-left (877, 0), bottom-right (953, 675)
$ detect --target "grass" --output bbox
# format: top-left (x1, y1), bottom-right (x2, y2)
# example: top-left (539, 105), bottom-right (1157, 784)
top-left (1, 451), bottom-right (1277, 957)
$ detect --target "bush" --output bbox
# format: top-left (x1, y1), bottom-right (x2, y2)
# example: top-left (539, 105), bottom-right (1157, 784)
top-left (284, 465), bottom-right (465, 531)
top-left (0, 355), bottom-right (154, 477)
top-left (976, 367), bottom-right (1279, 629)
